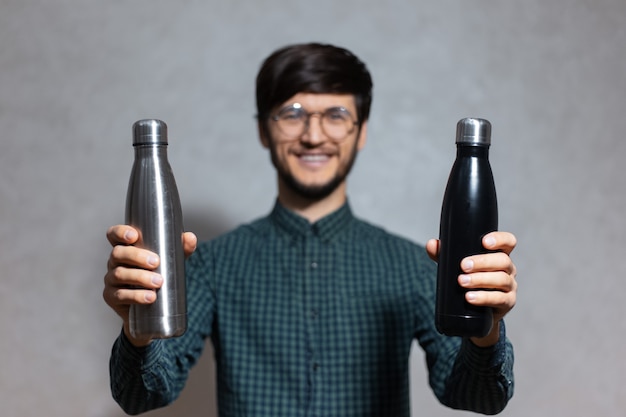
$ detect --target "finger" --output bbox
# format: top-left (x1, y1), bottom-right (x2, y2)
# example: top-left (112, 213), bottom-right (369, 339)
top-left (459, 270), bottom-right (517, 293)
top-left (103, 285), bottom-right (158, 307)
top-left (483, 231), bottom-right (517, 255)
top-left (105, 265), bottom-right (163, 290)
top-left (106, 225), bottom-right (140, 246)
top-left (461, 252), bottom-right (516, 275)
top-left (108, 245), bottom-right (160, 270)
top-left (183, 232), bottom-right (198, 258)
top-left (465, 289), bottom-right (516, 317)
top-left (425, 238), bottom-right (440, 262)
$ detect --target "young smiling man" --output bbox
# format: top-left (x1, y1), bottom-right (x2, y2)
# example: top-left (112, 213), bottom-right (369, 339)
top-left (104, 43), bottom-right (517, 416)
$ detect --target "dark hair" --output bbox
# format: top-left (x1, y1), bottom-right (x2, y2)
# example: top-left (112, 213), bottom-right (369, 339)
top-left (256, 43), bottom-right (373, 130)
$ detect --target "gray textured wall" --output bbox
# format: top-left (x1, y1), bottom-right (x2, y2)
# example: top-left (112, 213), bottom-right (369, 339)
top-left (1, 1), bottom-right (625, 416)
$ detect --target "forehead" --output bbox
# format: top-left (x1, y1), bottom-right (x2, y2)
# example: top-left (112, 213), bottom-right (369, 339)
top-left (280, 93), bottom-right (356, 111)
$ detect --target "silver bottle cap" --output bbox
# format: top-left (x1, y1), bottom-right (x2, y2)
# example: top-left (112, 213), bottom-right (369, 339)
top-left (456, 118), bottom-right (491, 145)
top-left (133, 119), bottom-right (168, 145)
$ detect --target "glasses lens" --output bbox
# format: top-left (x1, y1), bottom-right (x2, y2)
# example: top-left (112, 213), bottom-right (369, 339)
top-left (273, 105), bottom-right (356, 141)
top-left (322, 107), bottom-right (355, 140)
top-left (275, 106), bottom-right (306, 138)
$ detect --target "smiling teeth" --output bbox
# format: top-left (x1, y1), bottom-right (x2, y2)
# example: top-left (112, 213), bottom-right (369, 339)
top-left (301, 154), bottom-right (327, 162)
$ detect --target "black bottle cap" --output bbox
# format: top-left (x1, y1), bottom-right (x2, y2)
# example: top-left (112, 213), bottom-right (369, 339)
top-left (456, 118), bottom-right (491, 145)
top-left (132, 119), bottom-right (168, 145)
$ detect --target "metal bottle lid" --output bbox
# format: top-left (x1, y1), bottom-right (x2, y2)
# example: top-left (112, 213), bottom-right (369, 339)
top-left (133, 119), bottom-right (168, 145)
top-left (456, 118), bottom-right (491, 145)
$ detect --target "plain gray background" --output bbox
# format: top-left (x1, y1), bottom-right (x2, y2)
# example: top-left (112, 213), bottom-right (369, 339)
top-left (1, 0), bottom-right (625, 416)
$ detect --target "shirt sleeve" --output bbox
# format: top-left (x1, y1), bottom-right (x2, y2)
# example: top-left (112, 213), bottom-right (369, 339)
top-left (420, 320), bottom-right (514, 415)
top-left (108, 246), bottom-right (215, 415)
top-left (443, 322), bottom-right (514, 414)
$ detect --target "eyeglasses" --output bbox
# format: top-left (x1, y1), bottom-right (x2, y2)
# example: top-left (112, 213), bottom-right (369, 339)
top-left (270, 103), bottom-right (358, 141)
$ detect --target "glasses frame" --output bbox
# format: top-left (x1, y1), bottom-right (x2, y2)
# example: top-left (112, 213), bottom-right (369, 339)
top-left (270, 103), bottom-right (358, 142)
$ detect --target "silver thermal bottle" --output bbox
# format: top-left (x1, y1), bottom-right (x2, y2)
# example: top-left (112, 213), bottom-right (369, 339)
top-left (436, 118), bottom-right (497, 338)
top-left (126, 119), bottom-right (187, 339)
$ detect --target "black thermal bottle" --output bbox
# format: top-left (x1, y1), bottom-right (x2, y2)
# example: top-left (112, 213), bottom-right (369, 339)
top-left (436, 117), bottom-right (497, 338)
top-left (125, 119), bottom-right (187, 340)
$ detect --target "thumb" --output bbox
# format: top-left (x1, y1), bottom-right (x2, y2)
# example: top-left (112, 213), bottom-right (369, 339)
top-left (183, 232), bottom-right (198, 258)
top-left (425, 238), bottom-right (440, 262)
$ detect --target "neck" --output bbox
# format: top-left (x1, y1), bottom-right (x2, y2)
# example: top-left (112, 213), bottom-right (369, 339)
top-left (277, 180), bottom-right (348, 223)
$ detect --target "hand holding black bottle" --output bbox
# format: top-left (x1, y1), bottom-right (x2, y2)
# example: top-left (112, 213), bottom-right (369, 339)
top-left (436, 118), bottom-right (497, 338)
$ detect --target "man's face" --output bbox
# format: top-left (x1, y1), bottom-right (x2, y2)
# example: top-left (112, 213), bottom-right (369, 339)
top-left (260, 93), bottom-right (367, 200)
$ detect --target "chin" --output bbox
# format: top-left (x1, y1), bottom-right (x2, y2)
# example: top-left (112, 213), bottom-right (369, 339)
top-left (283, 176), bottom-right (343, 200)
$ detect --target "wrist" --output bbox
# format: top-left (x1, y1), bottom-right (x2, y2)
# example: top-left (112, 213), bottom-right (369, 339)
top-left (470, 320), bottom-right (501, 347)
top-left (123, 323), bottom-right (153, 348)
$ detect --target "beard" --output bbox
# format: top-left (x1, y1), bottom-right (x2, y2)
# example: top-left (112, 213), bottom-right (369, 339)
top-left (268, 139), bottom-right (360, 201)
top-left (279, 167), bottom-right (346, 200)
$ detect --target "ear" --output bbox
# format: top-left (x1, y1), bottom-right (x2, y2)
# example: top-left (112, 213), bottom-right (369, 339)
top-left (356, 121), bottom-right (368, 151)
top-left (258, 121), bottom-right (270, 149)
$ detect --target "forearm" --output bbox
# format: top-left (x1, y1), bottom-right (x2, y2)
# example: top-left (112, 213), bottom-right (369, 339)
top-left (109, 331), bottom-right (184, 415)
top-left (441, 322), bottom-right (514, 415)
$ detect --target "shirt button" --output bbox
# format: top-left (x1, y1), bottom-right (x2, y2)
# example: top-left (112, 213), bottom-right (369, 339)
top-left (310, 262), bottom-right (318, 269)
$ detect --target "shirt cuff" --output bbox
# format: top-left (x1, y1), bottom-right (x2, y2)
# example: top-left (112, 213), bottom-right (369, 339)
top-left (116, 329), bottom-right (164, 373)
top-left (460, 320), bottom-right (508, 374)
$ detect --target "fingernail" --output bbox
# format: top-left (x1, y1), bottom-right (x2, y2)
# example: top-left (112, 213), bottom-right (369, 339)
top-left (485, 236), bottom-right (496, 248)
top-left (147, 255), bottom-right (159, 267)
top-left (462, 259), bottom-right (474, 271)
top-left (466, 292), bottom-right (477, 302)
top-left (124, 229), bottom-right (137, 241)
top-left (459, 275), bottom-right (471, 285)
top-left (144, 291), bottom-right (156, 302)
top-left (151, 274), bottom-right (163, 286)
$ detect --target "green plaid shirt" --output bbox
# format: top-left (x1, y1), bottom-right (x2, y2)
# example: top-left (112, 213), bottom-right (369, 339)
top-left (110, 202), bottom-right (514, 416)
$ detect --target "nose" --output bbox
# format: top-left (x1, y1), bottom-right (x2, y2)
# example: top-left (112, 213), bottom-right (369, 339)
top-left (301, 113), bottom-right (326, 144)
